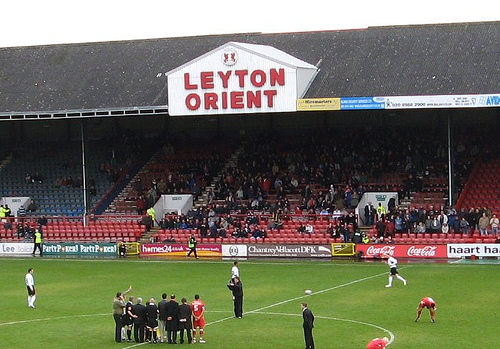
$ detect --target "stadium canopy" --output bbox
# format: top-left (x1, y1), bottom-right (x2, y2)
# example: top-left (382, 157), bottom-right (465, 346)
top-left (0, 21), bottom-right (499, 120)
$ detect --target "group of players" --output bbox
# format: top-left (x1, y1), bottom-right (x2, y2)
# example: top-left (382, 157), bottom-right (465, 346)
top-left (112, 256), bottom-right (436, 348)
top-left (113, 262), bottom-right (243, 344)
top-left (119, 291), bottom-right (206, 344)
top-left (366, 255), bottom-right (437, 349)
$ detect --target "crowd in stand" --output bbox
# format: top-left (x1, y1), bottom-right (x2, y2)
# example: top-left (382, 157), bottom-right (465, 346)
top-left (147, 200), bottom-right (499, 245)
top-left (135, 125), bottom-right (499, 245)
top-left (150, 204), bottom-right (364, 243)
top-left (205, 126), bottom-right (478, 217)
top-left (2, 124), bottom-right (494, 249)
top-left (124, 124), bottom-right (492, 233)
top-left (367, 204), bottom-right (500, 243)
top-left (154, 208), bottom-right (269, 241)
top-left (129, 139), bottom-right (236, 211)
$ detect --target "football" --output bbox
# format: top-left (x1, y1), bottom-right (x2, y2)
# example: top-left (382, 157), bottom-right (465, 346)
top-left (305, 289), bottom-right (312, 295)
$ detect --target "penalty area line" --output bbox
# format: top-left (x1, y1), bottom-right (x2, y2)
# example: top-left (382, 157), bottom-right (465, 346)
top-left (207, 269), bottom-right (394, 326)
top-left (253, 311), bottom-right (396, 346)
top-left (246, 270), bottom-right (392, 314)
top-left (0, 313), bottom-right (109, 326)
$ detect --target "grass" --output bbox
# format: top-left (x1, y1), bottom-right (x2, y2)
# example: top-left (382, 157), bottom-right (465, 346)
top-left (1, 257), bottom-right (499, 348)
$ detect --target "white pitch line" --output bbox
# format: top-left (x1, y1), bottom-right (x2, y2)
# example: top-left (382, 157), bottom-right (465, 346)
top-left (0, 313), bottom-right (109, 326)
top-left (243, 270), bottom-right (392, 314)
top-left (2, 269), bottom-right (397, 348)
top-left (121, 270), bottom-right (397, 348)
top-left (205, 270), bottom-right (390, 327)
top-left (253, 311), bottom-right (395, 345)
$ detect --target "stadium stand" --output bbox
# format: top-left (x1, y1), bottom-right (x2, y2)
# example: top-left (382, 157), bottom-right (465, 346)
top-left (0, 123), bottom-right (498, 245)
top-left (1, 22), bottom-right (500, 245)
top-left (1, 216), bottom-right (142, 243)
top-left (105, 138), bottom-right (237, 214)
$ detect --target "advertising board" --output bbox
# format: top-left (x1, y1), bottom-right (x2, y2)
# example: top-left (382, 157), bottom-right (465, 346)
top-left (43, 243), bottom-right (117, 256)
top-left (141, 244), bottom-right (222, 257)
top-left (447, 244), bottom-right (500, 258)
top-left (222, 244), bottom-right (248, 257)
top-left (246, 244), bottom-right (332, 258)
top-left (0, 243), bottom-right (35, 256)
top-left (356, 244), bottom-right (448, 258)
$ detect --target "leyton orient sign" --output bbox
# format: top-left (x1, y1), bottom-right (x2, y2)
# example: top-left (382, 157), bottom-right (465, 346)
top-left (166, 42), bottom-right (318, 116)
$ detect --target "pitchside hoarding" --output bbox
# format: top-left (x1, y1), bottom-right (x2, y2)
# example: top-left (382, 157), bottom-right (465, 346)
top-left (246, 244), bottom-right (332, 258)
top-left (222, 244), bottom-right (248, 257)
top-left (356, 244), bottom-right (448, 259)
top-left (141, 244), bottom-right (222, 257)
top-left (447, 244), bottom-right (500, 258)
top-left (0, 243), bottom-right (35, 255)
top-left (0, 242), bottom-right (118, 256)
top-left (43, 243), bottom-right (117, 256)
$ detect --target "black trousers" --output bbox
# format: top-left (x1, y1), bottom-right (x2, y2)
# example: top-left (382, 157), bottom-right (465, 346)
top-left (134, 321), bottom-right (145, 342)
top-left (33, 243), bottom-right (42, 256)
top-left (303, 326), bottom-right (314, 349)
top-left (187, 248), bottom-right (198, 258)
top-left (179, 328), bottom-right (192, 343)
top-left (166, 321), bottom-right (178, 343)
top-left (113, 314), bottom-right (122, 342)
top-left (234, 296), bottom-right (243, 318)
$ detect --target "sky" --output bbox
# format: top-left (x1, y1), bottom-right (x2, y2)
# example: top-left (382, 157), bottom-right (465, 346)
top-left (1, 0), bottom-right (499, 48)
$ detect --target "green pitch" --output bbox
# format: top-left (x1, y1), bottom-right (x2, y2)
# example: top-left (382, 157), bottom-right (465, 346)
top-left (1, 257), bottom-right (499, 348)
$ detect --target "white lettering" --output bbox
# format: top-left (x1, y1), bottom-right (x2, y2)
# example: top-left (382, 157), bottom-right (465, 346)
top-left (407, 246), bottom-right (437, 257)
top-left (366, 245), bottom-right (395, 256)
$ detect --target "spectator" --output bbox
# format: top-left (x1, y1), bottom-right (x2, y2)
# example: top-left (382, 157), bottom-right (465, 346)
top-left (136, 196), bottom-right (146, 215)
top-left (478, 212), bottom-right (490, 236)
top-left (17, 205), bottom-right (26, 220)
top-left (37, 216), bottom-right (48, 226)
top-left (199, 218), bottom-right (208, 238)
top-left (17, 224), bottom-right (25, 239)
top-left (251, 225), bottom-right (264, 239)
top-left (459, 217), bottom-right (470, 235)
top-left (304, 224), bottom-right (314, 234)
top-left (376, 218), bottom-right (386, 242)
top-left (414, 221), bottom-right (426, 234)
top-left (219, 217), bottom-right (229, 238)
top-left (394, 214), bottom-right (405, 233)
top-left (364, 203), bottom-right (375, 226)
top-left (430, 215), bottom-right (441, 234)
top-left (339, 222), bottom-right (350, 243)
top-left (326, 223), bottom-right (336, 238)
top-left (490, 214), bottom-right (499, 236)
top-left (27, 199), bottom-right (37, 213)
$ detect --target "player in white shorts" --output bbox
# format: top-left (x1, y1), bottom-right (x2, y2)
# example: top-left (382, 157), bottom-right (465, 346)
top-left (384, 255), bottom-right (407, 287)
